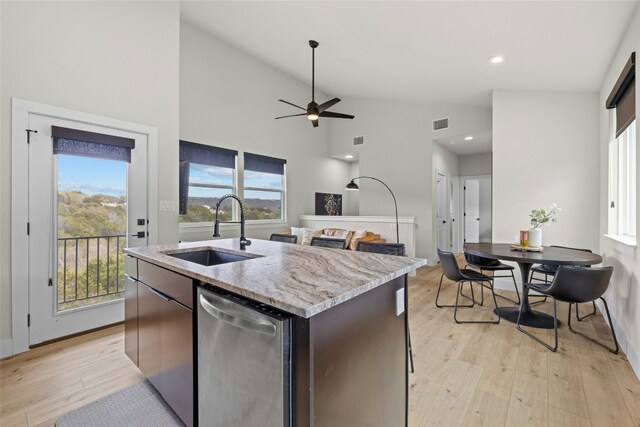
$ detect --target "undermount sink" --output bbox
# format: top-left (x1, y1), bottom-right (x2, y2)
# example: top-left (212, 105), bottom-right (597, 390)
top-left (167, 249), bottom-right (254, 266)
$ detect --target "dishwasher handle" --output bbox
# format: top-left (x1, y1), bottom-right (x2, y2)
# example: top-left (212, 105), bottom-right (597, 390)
top-left (199, 293), bottom-right (277, 337)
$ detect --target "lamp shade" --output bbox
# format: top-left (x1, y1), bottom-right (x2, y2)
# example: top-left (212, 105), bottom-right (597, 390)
top-left (345, 180), bottom-right (359, 191)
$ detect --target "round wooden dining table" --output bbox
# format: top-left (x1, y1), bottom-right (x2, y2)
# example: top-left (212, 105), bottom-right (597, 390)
top-left (463, 243), bottom-right (602, 329)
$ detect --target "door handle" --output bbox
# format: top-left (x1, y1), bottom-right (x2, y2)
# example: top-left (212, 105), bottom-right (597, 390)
top-left (199, 294), bottom-right (276, 336)
top-left (146, 285), bottom-right (171, 302)
top-left (131, 231), bottom-right (146, 238)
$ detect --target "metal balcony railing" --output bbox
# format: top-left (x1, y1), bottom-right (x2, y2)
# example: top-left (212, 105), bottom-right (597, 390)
top-left (57, 234), bottom-right (126, 311)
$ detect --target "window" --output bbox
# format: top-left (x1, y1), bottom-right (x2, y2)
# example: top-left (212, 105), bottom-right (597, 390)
top-left (609, 120), bottom-right (636, 239)
top-left (179, 141), bottom-right (237, 223)
top-left (606, 52), bottom-right (636, 241)
top-left (243, 153), bottom-right (286, 221)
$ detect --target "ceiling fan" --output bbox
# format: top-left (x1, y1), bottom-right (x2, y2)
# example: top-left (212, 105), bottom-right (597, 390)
top-left (276, 40), bottom-right (355, 128)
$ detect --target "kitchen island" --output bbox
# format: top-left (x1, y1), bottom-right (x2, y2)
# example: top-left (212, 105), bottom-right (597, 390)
top-left (124, 238), bottom-right (425, 427)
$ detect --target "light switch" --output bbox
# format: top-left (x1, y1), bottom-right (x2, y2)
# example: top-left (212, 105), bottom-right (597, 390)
top-left (396, 288), bottom-right (405, 316)
top-left (159, 200), bottom-right (176, 212)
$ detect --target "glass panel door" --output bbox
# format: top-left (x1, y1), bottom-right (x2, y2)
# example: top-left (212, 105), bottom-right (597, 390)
top-left (56, 155), bottom-right (127, 312)
top-left (28, 113), bottom-right (148, 345)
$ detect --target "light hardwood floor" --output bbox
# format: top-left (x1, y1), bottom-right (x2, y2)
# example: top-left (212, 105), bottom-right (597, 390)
top-left (1, 262), bottom-right (639, 427)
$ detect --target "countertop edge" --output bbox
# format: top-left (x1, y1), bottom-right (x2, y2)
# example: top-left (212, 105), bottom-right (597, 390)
top-left (125, 243), bottom-right (426, 318)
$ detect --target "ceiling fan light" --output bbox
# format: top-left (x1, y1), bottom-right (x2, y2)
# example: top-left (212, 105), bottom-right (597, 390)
top-left (307, 113), bottom-right (319, 120)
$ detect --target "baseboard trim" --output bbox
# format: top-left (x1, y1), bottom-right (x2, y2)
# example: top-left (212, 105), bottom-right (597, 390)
top-left (595, 300), bottom-right (640, 380)
top-left (1, 339), bottom-right (13, 359)
top-left (426, 258), bottom-right (439, 267)
top-left (493, 277), bottom-right (522, 292)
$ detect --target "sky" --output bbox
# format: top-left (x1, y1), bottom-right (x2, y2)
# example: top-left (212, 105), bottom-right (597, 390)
top-left (57, 155), bottom-right (126, 197)
top-left (189, 163), bottom-right (281, 200)
top-left (57, 156), bottom-right (282, 200)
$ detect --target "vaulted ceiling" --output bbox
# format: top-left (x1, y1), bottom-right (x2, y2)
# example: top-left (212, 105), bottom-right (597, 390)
top-left (181, 1), bottom-right (638, 107)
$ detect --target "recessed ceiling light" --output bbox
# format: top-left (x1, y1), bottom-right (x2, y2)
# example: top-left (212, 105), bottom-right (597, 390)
top-left (464, 136), bottom-right (474, 141)
top-left (344, 154), bottom-right (354, 159)
top-left (489, 56), bottom-right (505, 64)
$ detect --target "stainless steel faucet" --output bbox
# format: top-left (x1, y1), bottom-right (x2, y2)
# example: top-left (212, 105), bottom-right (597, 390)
top-left (212, 194), bottom-right (252, 250)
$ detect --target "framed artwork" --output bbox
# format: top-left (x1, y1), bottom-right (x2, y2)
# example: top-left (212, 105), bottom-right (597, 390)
top-left (315, 193), bottom-right (342, 216)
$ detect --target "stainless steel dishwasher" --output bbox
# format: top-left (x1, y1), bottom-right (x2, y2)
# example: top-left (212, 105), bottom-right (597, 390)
top-left (197, 287), bottom-right (291, 427)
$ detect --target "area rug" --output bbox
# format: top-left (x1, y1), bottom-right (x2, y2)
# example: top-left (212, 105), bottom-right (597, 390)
top-left (55, 380), bottom-right (185, 427)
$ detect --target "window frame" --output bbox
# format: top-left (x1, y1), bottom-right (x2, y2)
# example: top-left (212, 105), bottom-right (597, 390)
top-left (608, 114), bottom-right (636, 244)
top-left (179, 151), bottom-right (239, 226)
top-left (179, 148), bottom-right (288, 227)
top-left (242, 164), bottom-right (287, 224)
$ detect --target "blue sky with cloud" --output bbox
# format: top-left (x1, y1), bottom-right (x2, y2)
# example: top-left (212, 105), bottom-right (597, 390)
top-left (56, 156), bottom-right (282, 200)
top-left (57, 155), bottom-right (126, 196)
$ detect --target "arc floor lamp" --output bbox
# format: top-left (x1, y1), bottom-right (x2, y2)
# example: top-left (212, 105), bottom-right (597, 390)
top-left (345, 176), bottom-right (400, 244)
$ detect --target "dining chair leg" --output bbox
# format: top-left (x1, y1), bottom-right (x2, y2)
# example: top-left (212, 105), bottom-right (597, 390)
top-left (575, 301), bottom-right (597, 321)
top-left (408, 332), bottom-right (415, 373)
top-left (527, 271), bottom-right (550, 306)
top-left (454, 281), bottom-right (500, 324)
top-left (458, 284), bottom-right (476, 304)
top-left (436, 273), bottom-right (474, 308)
top-left (493, 269), bottom-right (521, 306)
top-left (489, 283), bottom-right (501, 323)
top-left (477, 275), bottom-right (485, 306)
top-left (458, 266), bottom-right (481, 304)
top-left (517, 294), bottom-right (558, 352)
top-left (529, 294), bottom-right (549, 306)
top-left (568, 299), bottom-right (619, 354)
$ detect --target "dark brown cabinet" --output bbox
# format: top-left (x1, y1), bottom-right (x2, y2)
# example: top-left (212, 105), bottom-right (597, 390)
top-left (124, 276), bottom-right (139, 365)
top-left (137, 283), bottom-right (163, 391)
top-left (125, 258), bottom-right (194, 427)
top-left (160, 295), bottom-right (193, 427)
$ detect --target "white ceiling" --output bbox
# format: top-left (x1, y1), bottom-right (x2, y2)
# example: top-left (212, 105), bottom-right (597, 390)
top-left (434, 130), bottom-right (492, 156)
top-left (181, 1), bottom-right (638, 107)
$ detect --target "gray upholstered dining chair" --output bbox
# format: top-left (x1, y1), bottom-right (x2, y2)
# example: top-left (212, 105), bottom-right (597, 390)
top-left (310, 237), bottom-right (346, 249)
top-left (436, 249), bottom-right (500, 324)
top-left (529, 245), bottom-right (596, 316)
top-left (517, 265), bottom-right (618, 353)
top-left (356, 241), bottom-right (406, 256)
top-left (464, 252), bottom-right (520, 305)
top-left (269, 233), bottom-right (297, 244)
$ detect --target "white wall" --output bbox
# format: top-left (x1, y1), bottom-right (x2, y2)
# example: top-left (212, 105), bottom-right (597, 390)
top-left (347, 162), bottom-right (360, 215)
top-left (0, 1), bottom-right (180, 344)
top-left (460, 152), bottom-right (492, 176)
top-left (179, 23), bottom-right (351, 242)
top-left (598, 5), bottom-right (640, 377)
top-left (433, 142), bottom-right (459, 177)
top-left (329, 98), bottom-right (491, 259)
top-left (493, 90), bottom-right (600, 251)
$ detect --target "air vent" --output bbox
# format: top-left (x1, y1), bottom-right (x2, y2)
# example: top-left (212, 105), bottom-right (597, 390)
top-left (433, 118), bottom-right (449, 131)
top-left (353, 136), bottom-right (364, 145)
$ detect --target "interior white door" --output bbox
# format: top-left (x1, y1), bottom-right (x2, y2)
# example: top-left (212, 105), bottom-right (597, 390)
top-left (451, 176), bottom-right (460, 252)
top-left (28, 113), bottom-right (148, 345)
top-left (435, 172), bottom-right (449, 253)
top-left (464, 179), bottom-right (480, 243)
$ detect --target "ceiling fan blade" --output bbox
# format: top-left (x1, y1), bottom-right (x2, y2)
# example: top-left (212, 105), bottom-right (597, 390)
top-left (278, 99), bottom-right (307, 111)
top-left (312, 119), bottom-right (319, 128)
top-left (319, 111), bottom-right (355, 119)
top-left (317, 97), bottom-right (341, 113)
top-left (275, 113), bottom-right (307, 120)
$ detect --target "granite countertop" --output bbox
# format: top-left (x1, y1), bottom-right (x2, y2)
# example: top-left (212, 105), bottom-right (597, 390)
top-left (125, 238), bottom-right (426, 318)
